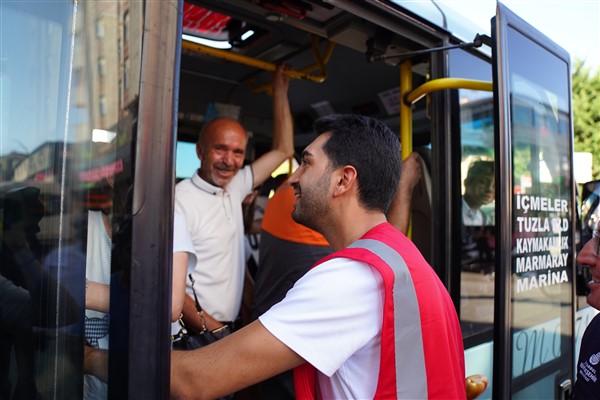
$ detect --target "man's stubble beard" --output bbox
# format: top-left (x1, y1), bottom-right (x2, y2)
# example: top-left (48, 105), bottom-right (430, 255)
top-left (291, 172), bottom-right (331, 234)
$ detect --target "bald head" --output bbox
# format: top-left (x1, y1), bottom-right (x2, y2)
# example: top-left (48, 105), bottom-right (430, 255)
top-left (196, 118), bottom-right (248, 188)
top-left (198, 118), bottom-right (247, 147)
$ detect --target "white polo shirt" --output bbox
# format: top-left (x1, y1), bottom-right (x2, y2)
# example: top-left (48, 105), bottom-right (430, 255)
top-left (175, 166), bottom-right (253, 321)
top-left (171, 212), bottom-right (197, 336)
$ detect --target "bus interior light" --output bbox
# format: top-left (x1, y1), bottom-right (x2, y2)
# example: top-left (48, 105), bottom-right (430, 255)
top-left (182, 33), bottom-right (232, 50)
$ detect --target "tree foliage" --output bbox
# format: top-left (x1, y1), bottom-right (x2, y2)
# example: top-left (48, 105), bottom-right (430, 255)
top-left (572, 60), bottom-right (600, 181)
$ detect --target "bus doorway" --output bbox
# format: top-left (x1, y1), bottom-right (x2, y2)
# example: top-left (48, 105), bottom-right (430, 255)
top-left (175, 1), bottom-right (581, 399)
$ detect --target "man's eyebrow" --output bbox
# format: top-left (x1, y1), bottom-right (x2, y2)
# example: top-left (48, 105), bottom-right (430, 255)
top-left (301, 149), bottom-right (314, 159)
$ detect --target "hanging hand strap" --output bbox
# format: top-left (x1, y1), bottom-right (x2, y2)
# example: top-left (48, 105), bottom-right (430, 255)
top-left (188, 274), bottom-right (207, 334)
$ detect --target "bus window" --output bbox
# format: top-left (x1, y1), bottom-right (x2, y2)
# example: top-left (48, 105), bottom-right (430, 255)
top-left (448, 49), bottom-right (496, 351)
top-left (176, 141), bottom-right (198, 181)
top-left (459, 89), bottom-right (496, 344)
top-left (0, 0), bottom-right (157, 397)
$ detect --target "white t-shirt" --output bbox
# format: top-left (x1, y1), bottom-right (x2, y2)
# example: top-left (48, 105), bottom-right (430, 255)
top-left (462, 198), bottom-right (490, 226)
top-left (259, 258), bottom-right (384, 399)
top-left (175, 166), bottom-right (254, 321)
top-left (85, 210), bottom-right (111, 350)
top-left (85, 210), bottom-right (111, 400)
top-left (171, 212), bottom-right (196, 336)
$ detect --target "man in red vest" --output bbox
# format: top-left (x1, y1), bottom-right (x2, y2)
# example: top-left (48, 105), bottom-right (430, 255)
top-left (171, 114), bottom-right (465, 399)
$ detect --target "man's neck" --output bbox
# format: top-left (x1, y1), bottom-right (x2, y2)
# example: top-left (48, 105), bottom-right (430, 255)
top-left (463, 194), bottom-right (482, 210)
top-left (324, 212), bottom-right (387, 250)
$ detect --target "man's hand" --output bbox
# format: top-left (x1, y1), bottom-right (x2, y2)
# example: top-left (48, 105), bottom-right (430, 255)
top-left (84, 345), bottom-right (108, 383)
top-left (272, 63), bottom-right (290, 96)
top-left (181, 294), bottom-right (226, 333)
top-left (399, 152), bottom-right (423, 192)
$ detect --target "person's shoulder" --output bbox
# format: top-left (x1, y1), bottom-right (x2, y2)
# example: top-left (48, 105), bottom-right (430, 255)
top-left (175, 178), bottom-right (197, 198)
top-left (175, 177), bottom-right (193, 189)
top-left (228, 165), bottom-right (253, 191)
top-left (234, 165), bottom-right (252, 180)
top-left (589, 312), bottom-right (600, 328)
top-left (313, 255), bottom-right (375, 276)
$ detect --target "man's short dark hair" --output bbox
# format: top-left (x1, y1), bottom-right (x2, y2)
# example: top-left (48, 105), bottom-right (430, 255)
top-left (465, 160), bottom-right (494, 185)
top-left (313, 114), bottom-right (401, 213)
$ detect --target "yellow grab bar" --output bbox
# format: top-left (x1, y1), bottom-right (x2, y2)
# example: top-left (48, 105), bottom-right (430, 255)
top-left (400, 61), bottom-right (413, 238)
top-left (400, 61), bottom-right (413, 161)
top-left (405, 78), bottom-right (492, 105)
top-left (181, 37), bottom-right (333, 84)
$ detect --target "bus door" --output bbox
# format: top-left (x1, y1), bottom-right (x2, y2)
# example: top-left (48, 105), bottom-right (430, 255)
top-left (492, 3), bottom-right (575, 399)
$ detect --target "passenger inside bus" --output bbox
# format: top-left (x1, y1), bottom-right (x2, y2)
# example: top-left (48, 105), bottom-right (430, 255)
top-left (85, 213), bottom-right (197, 338)
top-left (174, 64), bottom-right (294, 338)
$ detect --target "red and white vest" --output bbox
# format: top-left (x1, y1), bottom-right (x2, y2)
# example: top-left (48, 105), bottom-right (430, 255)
top-left (294, 222), bottom-right (465, 399)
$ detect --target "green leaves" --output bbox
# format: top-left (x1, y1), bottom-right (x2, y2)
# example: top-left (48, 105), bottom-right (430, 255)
top-left (573, 60), bottom-right (600, 180)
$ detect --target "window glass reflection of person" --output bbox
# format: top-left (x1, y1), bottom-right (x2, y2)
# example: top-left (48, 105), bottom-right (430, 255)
top-left (461, 160), bottom-right (495, 274)
top-left (462, 160), bottom-right (495, 227)
top-left (0, 186), bottom-right (79, 399)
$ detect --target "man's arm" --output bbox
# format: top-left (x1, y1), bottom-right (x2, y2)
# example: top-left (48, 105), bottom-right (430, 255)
top-left (86, 280), bottom-right (110, 313)
top-left (171, 320), bottom-right (305, 400)
top-left (250, 64), bottom-right (295, 188)
top-left (171, 252), bottom-right (189, 322)
top-left (387, 151), bottom-right (423, 235)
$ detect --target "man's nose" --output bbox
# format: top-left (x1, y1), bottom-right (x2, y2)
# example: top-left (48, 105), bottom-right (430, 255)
top-left (222, 151), bottom-right (234, 165)
top-left (288, 168), bottom-right (301, 184)
top-left (577, 238), bottom-right (598, 267)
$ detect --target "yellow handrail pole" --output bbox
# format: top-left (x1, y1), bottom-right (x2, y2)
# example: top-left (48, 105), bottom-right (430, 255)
top-left (400, 60), bottom-right (413, 237)
top-left (406, 78), bottom-right (492, 105)
top-left (400, 61), bottom-right (413, 160)
top-left (304, 34), bottom-right (334, 76)
top-left (182, 39), bottom-right (329, 83)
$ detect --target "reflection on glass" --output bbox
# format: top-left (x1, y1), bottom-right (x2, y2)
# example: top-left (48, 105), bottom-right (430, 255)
top-left (507, 26), bottom-right (572, 379)
top-left (463, 160), bottom-right (495, 227)
top-left (459, 88), bottom-right (496, 343)
top-left (0, 0), bottom-right (141, 398)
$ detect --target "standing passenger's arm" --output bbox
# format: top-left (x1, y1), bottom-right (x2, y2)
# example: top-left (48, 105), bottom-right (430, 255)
top-left (251, 64), bottom-right (295, 187)
top-left (86, 280), bottom-right (110, 313)
top-left (387, 152), bottom-right (423, 235)
top-left (171, 251), bottom-right (189, 322)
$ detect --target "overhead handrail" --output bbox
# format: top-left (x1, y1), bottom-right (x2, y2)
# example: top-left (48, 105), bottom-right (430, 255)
top-left (181, 35), bottom-right (334, 85)
top-left (405, 78), bottom-right (493, 105)
top-left (246, 35), bottom-right (335, 95)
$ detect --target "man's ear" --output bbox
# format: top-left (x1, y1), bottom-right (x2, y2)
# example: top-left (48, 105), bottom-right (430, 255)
top-left (333, 166), bottom-right (357, 197)
top-left (196, 142), bottom-right (204, 161)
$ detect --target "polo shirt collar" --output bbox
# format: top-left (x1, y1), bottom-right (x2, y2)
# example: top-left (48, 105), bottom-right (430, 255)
top-left (192, 170), bottom-right (225, 195)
